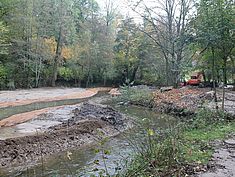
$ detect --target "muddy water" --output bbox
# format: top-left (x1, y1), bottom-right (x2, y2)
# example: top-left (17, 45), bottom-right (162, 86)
top-left (0, 98), bottom-right (89, 121)
top-left (1, 104), bottom-right (177, 177)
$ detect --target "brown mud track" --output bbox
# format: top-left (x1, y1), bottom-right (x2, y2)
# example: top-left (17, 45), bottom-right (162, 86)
top-left (0, 106), bottom-right (64, 127)
top-left (0, 103), bottom-right (131, 169)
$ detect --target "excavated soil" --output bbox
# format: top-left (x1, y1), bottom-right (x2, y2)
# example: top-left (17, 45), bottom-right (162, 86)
top-left (152, 87), bottom-right (235, 117)
top-left (0, 103), bottom-right (131, 169)
top-left (152, 87), bottom-right (214, 116)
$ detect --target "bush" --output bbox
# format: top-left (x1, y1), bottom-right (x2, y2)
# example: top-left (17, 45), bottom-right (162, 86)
top-left (0, 64), bottom-right (8, 89)
top-left (188, 109), bottom-right (232, 129)
top-left (116, 84), bottom-right (154, 107)
top-left (123, 124), bottom-right (185, 177)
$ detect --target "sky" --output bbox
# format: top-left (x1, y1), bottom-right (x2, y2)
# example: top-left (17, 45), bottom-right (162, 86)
top-left (96, 0), bottom-right (196, 24)
top-left (97, 0), bottom-right (142, 22)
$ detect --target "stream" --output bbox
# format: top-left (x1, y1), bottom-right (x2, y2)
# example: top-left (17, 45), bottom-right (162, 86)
top-left (0, 98), bottom-right (177, 177)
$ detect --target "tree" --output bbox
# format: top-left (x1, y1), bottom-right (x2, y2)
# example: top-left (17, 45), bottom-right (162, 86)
top-left (192, 0), bottom-right (235, 110)
top-left (130, 0), bottom-right (194, 86)
top-left (114, 17), bottom-right (142, 84)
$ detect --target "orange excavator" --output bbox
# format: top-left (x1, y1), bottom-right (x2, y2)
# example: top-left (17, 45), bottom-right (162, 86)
top-left (187, 72), bottom-right (204, 86)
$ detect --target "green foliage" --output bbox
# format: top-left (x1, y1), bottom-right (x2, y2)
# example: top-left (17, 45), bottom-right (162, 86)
top-left (124, 125), bottom-right (185, 177)
top-left (191, 0), bottom-right (235, 84)
top-left (122, 109), bottom-right (235, 176)
top-left (188, 108), bottom-right (232, 129)
top-left (116, 85), bottom-right (154, 107)
top-left (0, 21), bottom-right (9, 54)
top-left (0, 64), bottom-right (7, 88)
top-left (58, 67), bottom-right (73, 81)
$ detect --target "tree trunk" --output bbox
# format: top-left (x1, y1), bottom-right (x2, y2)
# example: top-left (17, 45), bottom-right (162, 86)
top-left (223, 57), bottom-right (227, 86)
top-left (52, 26), bottom-right (62, 87)
top-left (212, 47), bottom-right (218, 110)
top-left (222, 56), bottom-right (228, 111)
top-left (232, 56), bottom-right (235, 91)
top-left (166, 57), bottom-right (169, 86)
top-left (130, 65), bottom-right (139, 83)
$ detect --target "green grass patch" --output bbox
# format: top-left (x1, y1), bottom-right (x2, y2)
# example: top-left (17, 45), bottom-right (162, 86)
top-left (184, 122), bottom-right (235, 142)
top-left (122, 109), bottom-right (235, 177)
top-left (181, 122), bottom-right (235, 164)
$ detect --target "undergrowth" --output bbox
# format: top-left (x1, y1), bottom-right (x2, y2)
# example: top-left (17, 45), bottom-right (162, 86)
top-left (121, 108), bottom-right (235, 177)
top-left (115, 85), bottom-right (154, 107)
top-left (92, 88), bottom-right (235, 177)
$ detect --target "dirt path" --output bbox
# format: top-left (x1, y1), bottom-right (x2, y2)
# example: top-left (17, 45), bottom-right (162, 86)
top-left (197, 138), bottom-right (235, 177)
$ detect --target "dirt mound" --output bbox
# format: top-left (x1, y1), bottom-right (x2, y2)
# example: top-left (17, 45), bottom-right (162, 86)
top-left (0, 103), bottom-right (129, 169)
top-left (153, 88), bottom-right (213, 116)
top-left (72, 103), bottom-right (124, 126)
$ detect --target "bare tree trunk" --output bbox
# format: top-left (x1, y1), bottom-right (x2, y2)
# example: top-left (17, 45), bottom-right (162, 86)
top-left (212, 47), bottom-right (218, 110)
top-left (222, 56), bottom-right (228, 111)
top-left (166, 57), bottom-right (169, 86)
top-left (232, 59), bottom-right (235, 91)
top-left (52, 25), bottom-right (62, 87)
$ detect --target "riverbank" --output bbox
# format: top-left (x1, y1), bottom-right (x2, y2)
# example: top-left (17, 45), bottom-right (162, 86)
top-left (114, 86), bottom-right (235, 176)
top-left (0, 87), bottom-right (112, 127)
top-left (0, 102), bottom-right (132, 170)
top-left (0, 87), bottom-right (111, 109)
top-left (116, 86), bottom-right (235, 117)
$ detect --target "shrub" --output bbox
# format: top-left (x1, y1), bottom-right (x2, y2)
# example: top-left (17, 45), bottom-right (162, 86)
top-left (116, 85), bottom-right (154, 107)
top-left (188, 109), bottom-right (232, 129)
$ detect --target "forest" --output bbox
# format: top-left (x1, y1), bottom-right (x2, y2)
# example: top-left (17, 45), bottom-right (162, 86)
top-left (0, 0), bottom-right (234, 90)
top-left (0, 0), bottom-right (235, 176)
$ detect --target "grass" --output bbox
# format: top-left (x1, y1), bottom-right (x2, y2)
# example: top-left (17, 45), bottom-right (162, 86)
top-left (182, 122), bottom-right (235, 164)
top-left (113, 87), bottom-right (235, 176)
top-left (114, 85), bottom-right (154, 107)
top-left (121, 109), bottom-right (235, 177)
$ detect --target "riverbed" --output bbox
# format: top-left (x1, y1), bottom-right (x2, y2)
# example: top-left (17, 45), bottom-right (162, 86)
top-left (0, 98), bottom-right (177, 177)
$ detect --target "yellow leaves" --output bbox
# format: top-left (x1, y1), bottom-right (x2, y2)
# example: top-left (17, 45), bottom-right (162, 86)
top-left (44, 37), bottom-right (57, 54)
top-left (62, 47), bottom-right (72, 60)
top-left (43, 37), bottom-right (72, 59)
top-left (147, 129), bottom-right (155, 136)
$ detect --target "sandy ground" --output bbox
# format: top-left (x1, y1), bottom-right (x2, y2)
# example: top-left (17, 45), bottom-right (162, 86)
top-left (0, 87), bottom-right (111, 108)
top-left (0, 87), bottom-right (111, 127)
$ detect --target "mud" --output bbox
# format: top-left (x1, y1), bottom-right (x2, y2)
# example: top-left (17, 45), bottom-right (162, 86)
top-left (0, 103), bottom-right (131, 169)
top-left (0, 87), bottom-right (112, 127)
top-left (0, 87), bottom-right (111, 108)
top-left (152, 87), bottom-right (235, 117)
top-left (196, 137), bottom-right (235, 177)
top-left (151, 87), bottom-right (213, 116)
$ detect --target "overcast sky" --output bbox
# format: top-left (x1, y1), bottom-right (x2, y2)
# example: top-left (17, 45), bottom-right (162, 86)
top-left (97, 0), bottom-right (142, 22)
top-left (96, 0), bottom-right (196, 23)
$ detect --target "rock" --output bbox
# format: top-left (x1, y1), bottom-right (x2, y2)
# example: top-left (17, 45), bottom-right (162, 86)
top-left (109, 88), bottom-right (121, 97)
top-left (224, 139), bottom-right (235, 146)
top-left (160, 86), bottom-right (173, 92)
